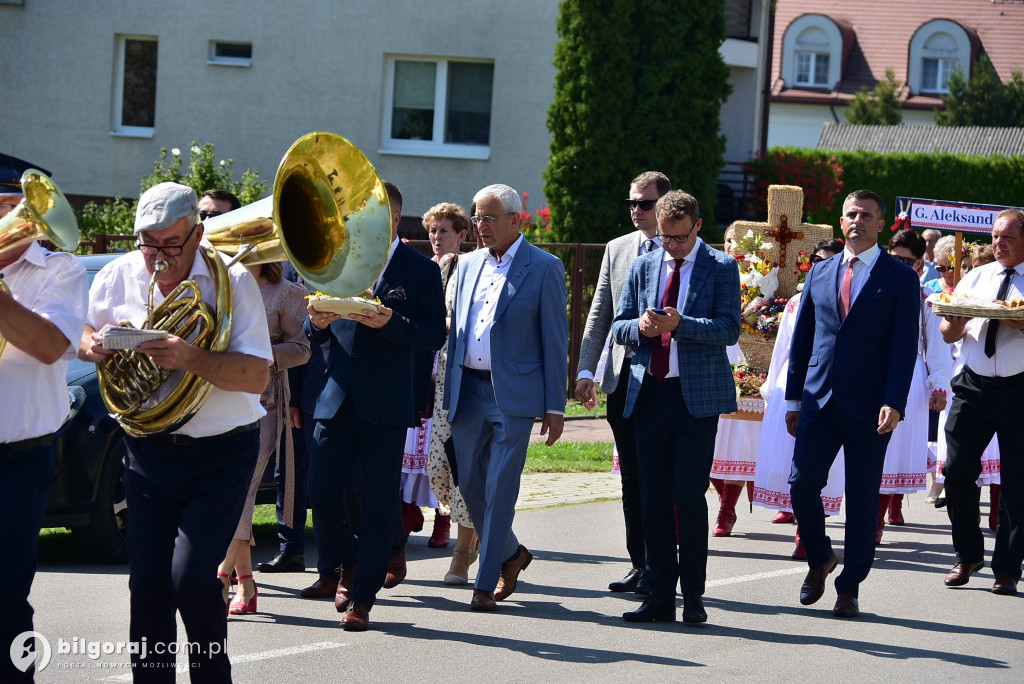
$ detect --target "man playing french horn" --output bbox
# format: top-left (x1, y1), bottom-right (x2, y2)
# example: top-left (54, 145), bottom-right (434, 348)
top-left (79, 182), bottom-right (272, 682)
top-left (1, 165), bottom-right (88, 684)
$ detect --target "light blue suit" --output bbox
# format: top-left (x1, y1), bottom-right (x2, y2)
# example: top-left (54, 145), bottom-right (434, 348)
top-left (444, 236), bottom-right (568, 592)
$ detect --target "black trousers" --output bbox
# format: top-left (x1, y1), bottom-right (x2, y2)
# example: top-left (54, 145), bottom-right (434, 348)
top-left (943, 368), bottom-right (1024, 580)
top-left (0, 442), bottom-right (55, 684)
top-left (605, 356), bottom-right (645, 569)
top-left (124, 426), bottom-right (258, 684)
top-left (309, 398), bottom-right (406, 609)
top-left (633, 377), bottom-right (718, 599)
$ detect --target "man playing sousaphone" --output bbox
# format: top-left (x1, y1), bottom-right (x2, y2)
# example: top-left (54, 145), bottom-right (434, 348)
top-left (79, 182), bottom-right (272, 681)
top-left (0, 163), bottom-right (87, 684)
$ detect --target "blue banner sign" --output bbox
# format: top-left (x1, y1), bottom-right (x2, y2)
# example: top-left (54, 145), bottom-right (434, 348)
top-left (894, 197), bottom-right (1015, 236)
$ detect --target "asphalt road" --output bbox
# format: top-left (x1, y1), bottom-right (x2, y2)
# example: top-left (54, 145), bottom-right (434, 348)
top-left (28, 493), bottom-right (1023, 682)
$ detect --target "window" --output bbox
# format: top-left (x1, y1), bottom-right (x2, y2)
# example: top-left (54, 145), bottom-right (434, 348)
top-left (381, 56), bottom-right (494, 160)
top-left (781, 15), bottom-right (842, 90)
top-left (795, 52), bottom-right (830, 86)
top-left (208, 41), bottom-right (252, 67)
top-left (112, 35), bottom-right (158, 136)
top-left (922, 57), bottom-right (957, 93)
top-left (908, 20), bottom-right (971, 96)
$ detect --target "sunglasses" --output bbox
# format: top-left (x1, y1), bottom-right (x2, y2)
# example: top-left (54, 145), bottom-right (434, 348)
top-left (626, 199), bottom-right (657, 211)
top-left (936, 264), bottom-right (952, 273)
top-left (892, 255), bottom-right (918, 267)
top-left (809, 254), bottom-right (824, 264)
top-left (199, 210), bottom-right (223, 221)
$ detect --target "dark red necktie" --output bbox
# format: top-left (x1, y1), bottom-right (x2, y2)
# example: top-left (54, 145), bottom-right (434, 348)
top-left (839, 256), bottom-right (858, 321)
top-left (650, 258), bottom-right (684, 381)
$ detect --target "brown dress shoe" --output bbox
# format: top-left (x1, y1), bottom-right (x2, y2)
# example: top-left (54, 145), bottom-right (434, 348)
top-left (800, 554), bottom-right (838, 605)
top-left (341, 600), bottom-right (370, 631)
top-left (301, 575), bottom-right (340, 599)
top-left (470, 589), bottom-right (497, 612)
top-left (383, 546), bottom-right (407, 589)
top-left (832, 593), bottom-right (860, 618)
top-left (944, 561), bottom-right (984, 587)
top-left (992, 573), bottom-right (1018, 596)
top-left (494, 544), bottom-right (533, 601)
top-left (334, 566), bottom-right (356, 612)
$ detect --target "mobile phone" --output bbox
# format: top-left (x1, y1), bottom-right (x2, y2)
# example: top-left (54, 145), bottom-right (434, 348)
top-left (650, 308), bottom-right (666, 315)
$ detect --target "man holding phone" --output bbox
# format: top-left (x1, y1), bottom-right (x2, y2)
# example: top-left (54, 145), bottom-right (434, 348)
top-left (611, 190), bottom-right (740, 624)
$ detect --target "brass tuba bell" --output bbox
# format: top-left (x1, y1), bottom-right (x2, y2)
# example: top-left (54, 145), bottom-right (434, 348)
top-left (0, 169), bottom-right (80, 357)
top-left (97, 132), bottom-right (392, 436)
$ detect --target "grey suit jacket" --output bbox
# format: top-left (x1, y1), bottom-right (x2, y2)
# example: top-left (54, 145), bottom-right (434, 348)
top-left (576, 231), bottom-right (647, 395)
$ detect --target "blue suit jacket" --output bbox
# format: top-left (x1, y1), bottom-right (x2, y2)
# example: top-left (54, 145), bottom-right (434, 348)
top-left (444, 239), bottom-right (568, 421)
top-left (306, 241), bottom-right (446, 428)
top-left (785, 250), bottom-right (920, 421)
top-left (611, 240), bottom-right (741, 419)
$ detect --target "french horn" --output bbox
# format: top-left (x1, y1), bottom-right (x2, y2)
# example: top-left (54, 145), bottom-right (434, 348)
top-left (0, 169), bottom-right (80, 357)
top-left (97, 132), bottom-right (392, 436)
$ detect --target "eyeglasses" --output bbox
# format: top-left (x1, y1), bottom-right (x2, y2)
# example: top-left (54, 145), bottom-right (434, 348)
top-left (655, 225), bottom-right (698, 245)
top-left (199, 210), bottom-right (223, 221)
top-left (809, 254), bottom-right (824, 264)
top-left (892, 255), bottom-right (918, 267)
top-left (470, 212), bottom-right (514, 226)
top-left (136, 223), bottom-right (198, 257)
top-left (936, 264), bottom-right (952, 273)
top-left (626, 199), bottom-right (657, 211)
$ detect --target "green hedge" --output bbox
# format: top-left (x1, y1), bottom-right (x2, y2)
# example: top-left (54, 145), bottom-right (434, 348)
top-left (749, 147), bottom-right (1024, 234)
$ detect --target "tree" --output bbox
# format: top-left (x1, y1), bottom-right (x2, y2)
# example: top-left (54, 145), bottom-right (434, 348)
top-left (936, 54), bottom-right (1024, 127)
top-left (845, 69), bottom-right (903, 125)
top-left (544, 0), bottom-right (732, 243)
top-left (76, 142), bottom-right (267, 247)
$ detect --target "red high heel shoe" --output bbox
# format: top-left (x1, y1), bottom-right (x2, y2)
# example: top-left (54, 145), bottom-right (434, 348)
top-left (228, 574), bottom-right (258, 615)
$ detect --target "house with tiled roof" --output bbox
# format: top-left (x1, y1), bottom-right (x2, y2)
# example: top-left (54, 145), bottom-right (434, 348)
top-left (817, 123), bottom-right (1024, 156)
top-left (768, 0), bottom-right (1024, 148)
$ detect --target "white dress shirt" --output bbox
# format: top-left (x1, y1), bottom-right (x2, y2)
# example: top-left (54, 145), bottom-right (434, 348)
top-left (656, 237), bottom-right (702, 379)
top-left (87, 245), bottom-right (274, 438)
top-left (0, 242), bottom-right (88, 442)
top-left (463, 233), bottom-right (525, 371)
top-left (950, 260), bottom-right (1024, 378)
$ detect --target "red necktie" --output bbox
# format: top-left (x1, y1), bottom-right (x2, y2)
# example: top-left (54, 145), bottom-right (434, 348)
top-left (650, 258), bottom-right (684, 381)
top-left (839, 256), bottom-right (858, 321)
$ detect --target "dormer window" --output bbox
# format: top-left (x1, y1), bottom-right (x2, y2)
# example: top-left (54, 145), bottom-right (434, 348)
top-left (908, 20), bottom-right (972, 95)
top-left (782, 14), bottom-right (843, 90)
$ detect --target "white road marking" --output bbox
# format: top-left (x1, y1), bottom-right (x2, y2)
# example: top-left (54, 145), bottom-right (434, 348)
top-left (102, 641), bottom-right (346, 680)
top-left (707, 567), bottom-right (807, 588)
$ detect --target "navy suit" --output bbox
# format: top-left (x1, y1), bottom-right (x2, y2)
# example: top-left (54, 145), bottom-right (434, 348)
top-left (786, 249), bottom-right (919, 598)
top-left (306, 242), bottom-right (445, 609)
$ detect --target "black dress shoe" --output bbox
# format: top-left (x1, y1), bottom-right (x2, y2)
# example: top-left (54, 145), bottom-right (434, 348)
top-left (800, 553), bottom-right (838, 605)
top-left (682, 595), bottom-right (707, 624)
top-left (609, 567), bottom-right (642, 592)
top-left (256, 551), bottom-right (306, 573)
top-left (832, 593), bottom-right (860, 618)
top-left (623, 598), bottom-right (676, 623)
top-left (635, 570), bottom-right (651, 596)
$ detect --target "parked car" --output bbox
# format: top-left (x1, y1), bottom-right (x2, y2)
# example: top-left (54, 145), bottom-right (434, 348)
top-left (45, 253), bottom-right (277, 563)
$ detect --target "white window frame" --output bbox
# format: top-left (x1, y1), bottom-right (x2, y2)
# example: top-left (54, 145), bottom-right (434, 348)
top-left (379, 55), bottom-right (492, 161)
top-left (908, 20), bottom-right (970, 96)
top-left (795, 51), bottom-right (830, 86)
top-left (111, 34), bottom-right (158, 138)
top-left (782, 14), bottom-right (842, 90)
top-left (208, 41), bottom-right (252, 68)
top-left (921, 57), bottom-right (957, 94)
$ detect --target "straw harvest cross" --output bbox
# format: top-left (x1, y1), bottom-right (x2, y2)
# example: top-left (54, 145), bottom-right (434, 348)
top-left (730, 184), bottom-right (833, 299)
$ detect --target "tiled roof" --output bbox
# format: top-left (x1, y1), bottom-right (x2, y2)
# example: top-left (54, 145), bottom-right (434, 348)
top-left (772, 0), bottom-right (1024, 104)
top-left (817, 123), bottom-right (1024, 156)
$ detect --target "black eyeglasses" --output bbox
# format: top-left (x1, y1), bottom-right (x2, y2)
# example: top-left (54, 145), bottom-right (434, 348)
top-left (470, 212), bottom-right (514, 226)
top-left (626, 199), bottom-right (657, 211)
top-left (809, 254), bottom-right (824, 264)
top-left (892, 255), bottom-right (918, 267)
top-left (199, 210), bottom-right (223, 221)
top-left (655, 225), bottom-right (698, 245)
top-left (136, 223), bottom-right (198, 257)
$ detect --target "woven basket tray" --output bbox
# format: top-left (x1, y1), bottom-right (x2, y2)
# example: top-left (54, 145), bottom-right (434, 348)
top-left (738, 331), bottom-right (775, 373)
top-left (930, 302), bottom-right (1024, 320)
